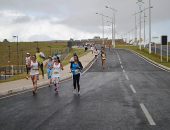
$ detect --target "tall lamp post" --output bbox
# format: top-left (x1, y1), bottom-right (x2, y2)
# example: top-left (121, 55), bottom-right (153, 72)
top-left (13, 35), bottom-right (19, 74)
top-left (8, 45), bottom-right (11, 73)
top-left (136, 0), bottom-right (144, 50)
top-left (96, 13), bottom-right (105, 45)
top-left (105, 6), bottom-right (117, 48)
top-left (148, 0), bottom-right (152, 54)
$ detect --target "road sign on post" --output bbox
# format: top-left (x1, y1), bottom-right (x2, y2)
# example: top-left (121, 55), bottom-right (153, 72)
top-left (161, 36), bottom-right (168, 62)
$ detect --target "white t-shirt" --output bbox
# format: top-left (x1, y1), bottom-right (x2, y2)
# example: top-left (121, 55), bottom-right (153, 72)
top-left (94, 50), bottom-right (98, 55)
top-left (52, 63), bottom-right (61, 78)
top-left (30, 61), bottom-right (39, 76)
top-left (25, 56), bottom-right (31, 65)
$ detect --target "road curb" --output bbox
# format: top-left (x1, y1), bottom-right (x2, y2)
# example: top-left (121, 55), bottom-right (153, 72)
top-left (0, 55), bottom-right (96, 98)
top-left (126, 49), bottom-right (170, 72)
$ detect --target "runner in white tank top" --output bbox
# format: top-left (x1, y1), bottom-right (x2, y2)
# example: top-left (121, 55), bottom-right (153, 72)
top-left (30, 55), bottom-right (39, 95)
top-left (52, 56), bottom-right (63, 93)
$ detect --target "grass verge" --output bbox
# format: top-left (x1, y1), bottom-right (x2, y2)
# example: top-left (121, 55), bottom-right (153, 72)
top-left (0, 48), bottom-right (89, 83)
top-left (116, 45), bottom-right (170, 68)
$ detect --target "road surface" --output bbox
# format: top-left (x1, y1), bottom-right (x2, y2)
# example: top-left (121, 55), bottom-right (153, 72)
top-left (0, 49), bottom-right (170, 130)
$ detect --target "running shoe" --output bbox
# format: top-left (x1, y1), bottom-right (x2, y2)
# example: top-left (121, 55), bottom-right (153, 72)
top-left (73, 89), bottom-right (76, 94)
top-left (78, 91), bottom-right (80, 95)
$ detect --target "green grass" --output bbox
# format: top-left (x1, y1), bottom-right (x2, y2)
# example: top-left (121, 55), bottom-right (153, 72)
top-left (0, 48), bottom-right (89, 83)
top-left (116, 45), bottom-right (170, 68)
top-left (0, 42), bottom-right (67, 66)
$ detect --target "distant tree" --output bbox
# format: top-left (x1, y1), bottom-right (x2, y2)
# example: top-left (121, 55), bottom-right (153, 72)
top-left (3, 39), bottom-right (9, 43)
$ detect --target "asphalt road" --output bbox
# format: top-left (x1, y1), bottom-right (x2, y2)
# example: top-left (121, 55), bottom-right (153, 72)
top-left (0, 49), bottom-right (170, 130)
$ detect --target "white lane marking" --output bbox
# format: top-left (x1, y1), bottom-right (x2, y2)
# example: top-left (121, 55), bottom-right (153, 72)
top-left (140, 103), bottom-right (156, 126)
top-left (121, 65), bottom-right (124, 69)
top-left (125, 74), bottom-right (129, 80)
top-left (129, 84), bottom-right (136, 93)
top-left (123, 69), bottom-right (125, 73)
top-left (129, 49), bottom-right (170, 73)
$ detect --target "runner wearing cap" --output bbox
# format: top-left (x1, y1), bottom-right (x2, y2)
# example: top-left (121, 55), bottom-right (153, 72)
top-left (25, 53), bottom-right (31, 79)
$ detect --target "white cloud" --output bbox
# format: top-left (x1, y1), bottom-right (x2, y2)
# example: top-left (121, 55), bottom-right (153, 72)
top-left (0, 0), bottom-right (170, 41)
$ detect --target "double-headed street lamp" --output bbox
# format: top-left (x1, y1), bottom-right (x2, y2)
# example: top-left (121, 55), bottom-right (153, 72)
top-left (136, 0), bottom-right (144, 50)
top-left (148, 0), bottom-right (152, 54)
top-left (96, 12), bottom-right (115, 48)
top-left (96, 13), bottom-right (105, 45)
top-left (105, 6), bottom-right (117, 48)
top-left (13, 35), bottom-right (19, 74)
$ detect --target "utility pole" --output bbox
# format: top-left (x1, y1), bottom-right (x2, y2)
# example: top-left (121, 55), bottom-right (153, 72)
top-left (149, 0), bottom-right (152, 54)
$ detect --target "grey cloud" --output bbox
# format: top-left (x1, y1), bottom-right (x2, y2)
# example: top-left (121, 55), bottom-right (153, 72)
top-left (12, 15), bottom-right (31, 24)
top-left (28, 34), bottom-right (53, 41)
top-left (0, 0), bottom-right (170, 40)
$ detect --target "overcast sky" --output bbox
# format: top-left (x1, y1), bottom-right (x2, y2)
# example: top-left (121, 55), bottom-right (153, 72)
top-left (0, 0), bottom-right (170, 42)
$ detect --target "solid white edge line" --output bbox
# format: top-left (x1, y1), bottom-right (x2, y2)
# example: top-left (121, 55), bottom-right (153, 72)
top-left (129, 49), bottom-right (170, 73)
top-left (129, 84), bottom-right (136, 93)
top-left (140, 103), bottom-right (156, 126)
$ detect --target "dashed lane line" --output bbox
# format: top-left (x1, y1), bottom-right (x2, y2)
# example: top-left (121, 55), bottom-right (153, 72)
top-left (124, 73), bottom-right (129, 81)
top-left (129, 84), bottom-right (136, 94)
top-left (140, 103), bottom-right (156, 126)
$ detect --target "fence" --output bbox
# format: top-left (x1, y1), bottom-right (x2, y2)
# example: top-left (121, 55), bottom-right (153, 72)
top-left (0, 48), bottom-right (70, 81)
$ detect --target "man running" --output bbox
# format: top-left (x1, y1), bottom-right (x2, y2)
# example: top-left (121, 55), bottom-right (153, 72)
top-left (70, 55), bottom-right (83, 95)
top-left (36, 48), bottom-right (45, 79)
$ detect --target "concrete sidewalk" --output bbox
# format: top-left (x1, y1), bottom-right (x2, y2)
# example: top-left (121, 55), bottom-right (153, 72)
top-left (0, 52), bottom-right (95, 96)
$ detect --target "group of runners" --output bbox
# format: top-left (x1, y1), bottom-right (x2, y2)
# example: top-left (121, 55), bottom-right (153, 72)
top-left (25, 45), bottom-right (106, 96)
top-left (25, 48), bottom-right (83, 96)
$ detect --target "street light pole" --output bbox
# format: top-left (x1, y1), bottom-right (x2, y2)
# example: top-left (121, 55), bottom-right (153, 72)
top-left (8, 45), bottom-right (11, 73)
top-left (105, 6), bottom-right (117, 48)
top-left (139, 7), bottom-right (142, 50)
top-left (96, 13), bottom-right (105, 45)
top-left (144, 11), bottom-right (147, 47)
top-left (149, 0), bottom-right (152, 54)
top-left (135, 13), bottom-right (137, 45)
top-left (102, 15), bottom-right (105, 45)
top-left (13, 35), bottom-right (19, 74)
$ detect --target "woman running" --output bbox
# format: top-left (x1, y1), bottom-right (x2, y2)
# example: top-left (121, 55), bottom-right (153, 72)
top-left (101, 47), bottom-right (106, 70)
top-left (70, 55), bottom-right (83, 95)
top-left (45, 56), bottom-right (53, 87)
top-left (30, 55), bottom-right (39, 95)
top-left (51, 56), bottom-right (63, 93)
top-left (94, 48), bottom-right (98, 60)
